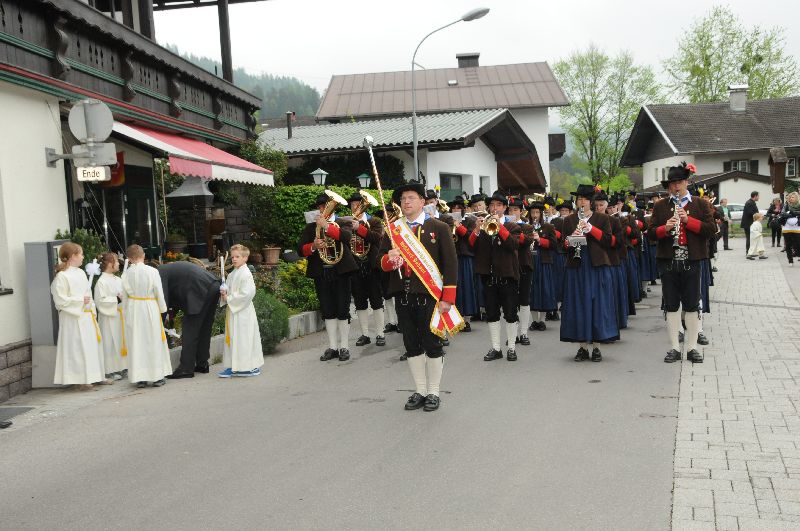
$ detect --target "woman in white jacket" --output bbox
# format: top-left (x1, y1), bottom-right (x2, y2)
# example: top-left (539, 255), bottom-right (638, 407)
top-left (94, 253), bottom-right (127, 380)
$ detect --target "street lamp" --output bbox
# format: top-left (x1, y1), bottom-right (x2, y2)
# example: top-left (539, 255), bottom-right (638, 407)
top-left (411, 7), bottom-right (490, 184)
top-left (357, 173), bottom-right (371, 188)
top-left (310, 168), bottom-right (328, 186)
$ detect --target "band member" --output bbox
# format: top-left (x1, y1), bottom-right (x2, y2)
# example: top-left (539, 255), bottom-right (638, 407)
top-left (598, 192), bottom-right (629, 330)
top-left (451, 197), bottom-right (478, 331)
top-left (298, 192), bottom-right (357, 362)
top-left (648, 163), bottom-right (716, 364)
top-left (380, 182), bottom-right (458, 412)
top-left (561, 184), bottom-right (619, 362)
top-left (425, 189), bottom-right (440, 217)
top-left (526, 199), bottom-right (557, 333)
top-left (468, 193), bottom-right (488, 320)
top-left (470, 191), bottom-right (522, 361)
top-left (549, 200), bottom-right (572, 321)
top-left (347, 192), bottom-right (386, 347)
top-left (507, 196), bottom-right (534, 342)
top-left (620, 203), bottom-right (643, 306)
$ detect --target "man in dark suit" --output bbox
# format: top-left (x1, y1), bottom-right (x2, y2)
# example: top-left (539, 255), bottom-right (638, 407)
top-left (159, 261), bottom-right (221, 378)
top-left (716, 198), bottom-right (732, 250)
top-left (741, 191), bottom-right (760, 255)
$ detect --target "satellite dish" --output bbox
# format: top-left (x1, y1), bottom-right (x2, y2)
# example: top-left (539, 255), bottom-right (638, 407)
top-left (68, 99), bottom-right (113, 143)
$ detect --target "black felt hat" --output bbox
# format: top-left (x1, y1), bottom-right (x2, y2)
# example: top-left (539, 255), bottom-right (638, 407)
top-left (447, 196), bottom-right (466, 208)
top-left (571, 183), bottom-right (598, 200)
top-left (313, 193), bottom-right (329, 207)
top-left (593, 189), bottom-right (609, 202)
top-left (347, 191), bottom-right (362, 203)
top-left (468, 193), bottom-right (487, 207)
top-left (507, 195), bottom-right (525, 209)
top-left (391, 182), bottom-right (426, 206)
top-left (425, 189), bottom-right (439, 200)
top-left (661, 164), bottom-right (692, 189)
top-left (528, 200), bottom-right (545, 211)
top-left (487, 190), bottom-right (509, 206)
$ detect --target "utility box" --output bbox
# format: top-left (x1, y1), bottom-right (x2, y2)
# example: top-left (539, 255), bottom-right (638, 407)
top-left (25, 240), bottom-right (68, 388)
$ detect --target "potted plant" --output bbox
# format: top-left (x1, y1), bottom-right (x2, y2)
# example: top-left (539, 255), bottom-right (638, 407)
top-left (262, 243), bottom-right (281, 266)
top-left (240, 239), bottom-right (263, 265)
top-left (164, 229), bottom-right (187, 254)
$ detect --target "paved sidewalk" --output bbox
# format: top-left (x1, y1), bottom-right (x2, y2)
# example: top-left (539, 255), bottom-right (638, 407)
top-left (672, 244), bottom-right (800, 531)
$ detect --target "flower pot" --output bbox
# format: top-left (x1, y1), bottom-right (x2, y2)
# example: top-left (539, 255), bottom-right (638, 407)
top-left (164, 241), bottom-right (187, 254)
top-left (249, 252), bottom-right (263, 265)
top-left (262, 246), bottom-right (281, 265)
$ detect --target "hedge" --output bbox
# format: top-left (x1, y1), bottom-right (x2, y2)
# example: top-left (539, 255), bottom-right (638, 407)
top-left (243, 184), bottom-right (394, 250)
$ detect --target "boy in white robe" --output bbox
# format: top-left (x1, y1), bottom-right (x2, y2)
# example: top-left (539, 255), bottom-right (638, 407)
top-left (121, 245), bottom-right (172, 388)
top-left (219, 244), bottom-right (263, 377)
top-left (94, 253), bottom-right (127, 380)
top-left (747, 213), bottom-right (768, 260)
top-left (50, 242), bottom-right (111, 390)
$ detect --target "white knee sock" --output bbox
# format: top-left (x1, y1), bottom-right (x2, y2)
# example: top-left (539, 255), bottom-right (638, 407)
top-left (374, 308), bottom-right (385, 337)
top-left (536, 311), bottom-right (543, 322)
top-left (426, 356), bottom-right (443, 396)
top-left (356, 309), bottom-right (370, 337)
top-left (324, 319), bottom-right (338, 350)
top-left (338, 319), bottom-right (350, 350)
top-left (666, 311), bottom-right (681, 351)
top-left (579, 342), bottom-right (588, 350)
top-left (488, 321), bottom-right (502, 351)
top-left (407, 355), bottom-right (427, 395)
top-left (685, 311), bottom-right (701, 351)
top-left (384, 299), bottom-right (396, 324)
top-left (699, 311), bottom-right (704, 333)
top-left (505, 320), bottom-right (518, 350)
top-left (518, 306), bottom-right (531, 337)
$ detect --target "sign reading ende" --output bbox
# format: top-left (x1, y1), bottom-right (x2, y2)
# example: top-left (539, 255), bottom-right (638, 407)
top-left (76, 166), bottom-right (111, 182)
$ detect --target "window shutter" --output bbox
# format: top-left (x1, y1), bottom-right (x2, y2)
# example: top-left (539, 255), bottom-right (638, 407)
top-left (723, 161), bottom-right (732, 172)
top-left (750, 160), bottom-right (759, 174)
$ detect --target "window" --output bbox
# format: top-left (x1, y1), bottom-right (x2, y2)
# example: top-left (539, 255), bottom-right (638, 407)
top-left (480, 175), bottom-right (490, 194)
top-left (439, 173), bottom-right (463, 202)
top-left (661, 168), bottom-right (666, 180)
top-left (732, 160), bottom-right (749, 172)
top-left (654, 167), bottom-right (659, 183)
top-left (788, 157), bottom-right (796, 178)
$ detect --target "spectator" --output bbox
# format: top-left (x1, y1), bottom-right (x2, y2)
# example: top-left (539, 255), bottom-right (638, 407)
top-left (782, 191), bottom-right (800, 266)
top-left (741, 191), bottom-right (760, 256)
top-left (747, 213), bottom-right (767, 260)
top-left (766, 197), bottom-right (783, 248)
top-left (716, 198), bottom-right (732, 250)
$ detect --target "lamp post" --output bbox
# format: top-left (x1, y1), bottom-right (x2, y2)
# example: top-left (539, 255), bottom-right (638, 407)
top-left (357, 173), bottom-right (371, 188)
top-left (310, 168), bottom-right (328, 186)
top-left (411, 7), bottom-right (489, 185)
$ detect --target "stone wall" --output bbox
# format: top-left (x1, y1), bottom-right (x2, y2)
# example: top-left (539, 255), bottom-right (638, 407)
top-left (0, 339), bottom-right (32, 403)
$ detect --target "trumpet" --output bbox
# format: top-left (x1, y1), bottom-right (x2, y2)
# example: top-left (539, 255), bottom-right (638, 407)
top-left (316, 189), bottom-right (348, 265)
top-left (437, 199), bottom-right (450, 214)
top-left (350, 190), bottom-right (379, 260)
top-left (481, 214), bottom-right (500, 236)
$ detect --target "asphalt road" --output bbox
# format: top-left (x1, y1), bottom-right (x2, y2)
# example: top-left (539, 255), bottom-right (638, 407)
top-left (0, 287), bottom-right (679, 530)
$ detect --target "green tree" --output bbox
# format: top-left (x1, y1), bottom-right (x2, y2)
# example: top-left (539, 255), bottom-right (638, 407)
top-left (554, 46), bottom-right (661, 184)
top-left (663, 6), bottom-right (800, 102)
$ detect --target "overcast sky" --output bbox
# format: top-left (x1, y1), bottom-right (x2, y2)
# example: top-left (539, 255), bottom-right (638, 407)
top-left (154, 0), bottom-right (800, 96)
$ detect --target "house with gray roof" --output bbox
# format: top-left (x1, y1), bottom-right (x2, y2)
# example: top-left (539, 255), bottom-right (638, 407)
top-left (621, 86), bottom-right (800, 200)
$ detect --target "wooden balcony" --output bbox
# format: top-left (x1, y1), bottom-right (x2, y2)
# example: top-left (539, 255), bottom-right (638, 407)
top-left (0, 0), bottom-right (260, 145)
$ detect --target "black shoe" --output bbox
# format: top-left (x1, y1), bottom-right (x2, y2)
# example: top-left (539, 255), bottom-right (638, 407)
top-left (747, 256), bottom-right (756, 260)
top-left (399, 352), bottom-right (408, 361)
top-left (687, 349), bottom-right (703, 363)
top-left (650, 280), bottom-right (658, 285)
top-left (759, 256), bottom-right (768, 260)
top-left (166, 370), bottom-right (194, 379)
top-left (711, 266), bottom-right (718, 272)
top-left (136, 381), bottom-right (147, 388)
top-left (404, 392), bottom-right (427, 410)
top-left (678, 331), bottom-right (685, 343)
top-left (574, 348), bottom-right (590, 362)
top-left (442, 338), bottom-right (450, 347)
top-left (194, 364), bottom-right (210, 374)
top-left (551, 311), bottom-right (560, 321)
top-left (320, 348), bottom-right (338, 361)
top-left (463, 321), bottom-right (472, 332)
top-left (375, 335), bottom-right (386, 346)
top-left (338, 348), bottom-right (350, 361)
top-left (536, 321), bottom-right (546, 331)
top-left (664, 349), bottom-right (682, 363)
top-left (152, 379), bottom-right (166, 387)
top-left (519, 334), bottom-right (530, 346)
top-left (484, 349), bottom-right (503, 361)
top-left (383, 323), bottom-right (398, 333)
top-left (591, 347), bottom-right (602, 362)
top-left (355, 335), bottom-right (371, 347)
top-left (724, 247), bottom-right (732, 251)
top-left (528, 321), bottom-right (537, 331)
top-left (506, 349), bottom-right (517, 361)
top-left (544, 311), bottom-right (554, 321)
top-left (0, 420), bottom-right (12, 429)
top-left (697, 332), bottom-right (709, 346)
top-left (423, 394), bottom-right (440, 411)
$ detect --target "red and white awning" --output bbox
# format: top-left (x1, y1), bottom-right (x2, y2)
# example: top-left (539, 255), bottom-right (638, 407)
top-left (112, 122), bottom-right (274, 186)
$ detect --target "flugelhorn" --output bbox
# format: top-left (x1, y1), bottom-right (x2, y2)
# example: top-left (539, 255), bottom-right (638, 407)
top-left (317, 189), bottom-right (348, 265)
top-left (437, 199), bottom-right (450, 214)
top-left (350, 190), bottom-right (379, 260)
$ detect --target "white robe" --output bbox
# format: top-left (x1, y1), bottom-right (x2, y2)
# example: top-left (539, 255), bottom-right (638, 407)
top-left (121, 263), bottom-right (172, 382)
top-left (222, 265), bottom-right (263, 372)
top-left (748, 221), bottom-right (766, 256)
top-left (94, 272), bottom-right (127, 374)
top-left (50, 266), bottom-right (105, 385)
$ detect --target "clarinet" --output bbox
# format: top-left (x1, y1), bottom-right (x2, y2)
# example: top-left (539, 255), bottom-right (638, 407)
top-left (671, 195), bottom-right (681, 248)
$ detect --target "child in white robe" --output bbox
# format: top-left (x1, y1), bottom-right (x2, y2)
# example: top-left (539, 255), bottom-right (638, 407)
top-left (121, 245), bottom-right (172, 388)
top-left (50, 242), bottom-right (111, 390)
top-left (218, 244), bottom-right (263, 377)
top-left (747, 213), bottom-right (768, 260)
top-left (94, 252), bottom-right (127, 380)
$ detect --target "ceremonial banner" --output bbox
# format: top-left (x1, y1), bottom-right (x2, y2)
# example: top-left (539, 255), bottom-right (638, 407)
top-left (389, 218), bottom-right (464, 338)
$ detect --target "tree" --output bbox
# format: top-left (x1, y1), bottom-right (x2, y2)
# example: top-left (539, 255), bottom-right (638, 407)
top-left (554, 46), bottom-right (661, 184)
top-left (663, 6), bottom-right (800, 102)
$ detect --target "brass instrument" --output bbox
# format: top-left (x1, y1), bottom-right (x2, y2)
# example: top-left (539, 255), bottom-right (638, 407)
top-left (316, 189), bottom-right (348, 265)
top-left (386, 202), bottom-right (402, 224)
top-left (350, 190), bottom-right (380, 260)
top-left (481, 214), bottom-right (500, 236)
top-left (437, 199), bottom-right (450, 214)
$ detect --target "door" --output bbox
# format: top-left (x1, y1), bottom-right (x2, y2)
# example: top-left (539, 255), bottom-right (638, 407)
top-left (125, 187), bottom-right (159, 257)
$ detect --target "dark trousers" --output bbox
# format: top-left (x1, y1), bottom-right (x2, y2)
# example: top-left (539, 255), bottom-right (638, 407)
top-left (785, 233), bottom-right (800, 264)
top-left (351, 263), bottom-right (383, 311)
top-left (719, 221), bottom-right (729, 249)
top-left (771, 225), bottom-right (782, 246)
top-left (517, 269), bottom-right (532, 306)
top-left (481, 276), bottom-right (519, 323)
top-left (657, 259), bottom-right (701, 313)
top-left (315, 271), bottom-right (352, 320)
top-left (179, 286), bottom-right (220, 371)
top-left (395, 293), bottom-right (442, 358)
top-left (743, 224), bottom-right (751, 255)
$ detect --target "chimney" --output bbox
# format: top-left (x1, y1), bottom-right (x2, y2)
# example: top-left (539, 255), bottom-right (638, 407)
top-left (286, 111), bottom-right (295, 139)
top-left (728, 84), bottom-right (748, 113)
top-left (456, 53), bottom-right (480, 68)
